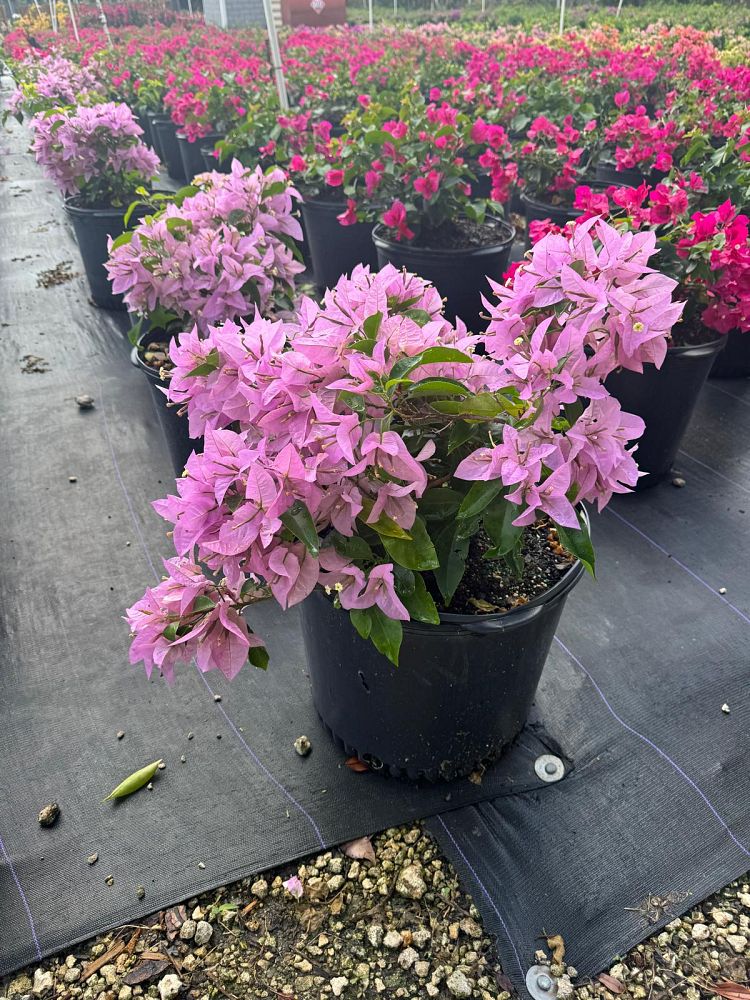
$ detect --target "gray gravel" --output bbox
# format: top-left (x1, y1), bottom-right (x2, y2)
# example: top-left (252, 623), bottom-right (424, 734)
top-left (1, 824), bottom-right (747, 1000)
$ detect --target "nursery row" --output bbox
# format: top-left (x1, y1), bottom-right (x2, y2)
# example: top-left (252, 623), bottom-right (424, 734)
top-left (3, 14), bottom-right (749, 777)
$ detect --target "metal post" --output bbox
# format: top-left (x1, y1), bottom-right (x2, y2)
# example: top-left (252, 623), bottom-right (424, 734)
top-left (95, 0), bottom-right (113, 46)
top-left (481, 0), bottom-right (485, 13)
top-left (261, 0), bottom-right (289, 111)
top-left (48, 0), bottom-right (58, 32)
top-left (67, 0), bottom-right (79, 39)
top-left (368, 0), bottom-right (373, 29)
top-left (393, 0), bottom-right (396, 17)
top-left (217, 0), bottom-right (227, 27)
top-left (616, 0), bottom-right (624, 15)
top-left (186, 0), bottom-right (192, 13)
top-left (558, 0), bottom-right (566, 34)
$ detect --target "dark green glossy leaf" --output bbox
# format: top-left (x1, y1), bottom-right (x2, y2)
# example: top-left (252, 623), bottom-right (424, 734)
top-left (368, 607), bottom-right (403, 666)
top-left (381, 516), bottom-right (439, 571)
top-left (280, 500), bottom-right (320, 556)
top-left (400, 572), bottom-right (440, 625)
top-left (457, 480), bottom-right (502, 520)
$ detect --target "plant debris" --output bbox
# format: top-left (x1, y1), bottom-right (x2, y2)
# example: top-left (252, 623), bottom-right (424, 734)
top-left (36, 260), bottom-right (77, 288)
top-left (20, 354), bottom-right (49, 373)
top-left (37, 803), bottom-right (60, 827)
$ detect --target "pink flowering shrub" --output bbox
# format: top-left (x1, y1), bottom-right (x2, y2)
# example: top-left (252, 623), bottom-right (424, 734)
top-left (4, 54), bottom-right (103, 123)
top-left (106, 160), bottom-right (304, 334)
top-left (126, 223), bottom-right (681, 678)
top-left (30, 102), bottom-right (160, 206)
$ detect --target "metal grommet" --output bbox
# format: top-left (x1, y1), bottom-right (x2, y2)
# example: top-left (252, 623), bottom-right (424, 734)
top-left (526, 965), bottom-right (559, 1000)
top-left (534, 754), bottom-right (565, 783)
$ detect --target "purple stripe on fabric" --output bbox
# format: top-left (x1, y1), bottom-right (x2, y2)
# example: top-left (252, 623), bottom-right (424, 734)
top-left (0, 831), bottom-right (43, 960)
top-left (607, 507), bottom-right (750, 627)
top-left (554, 637), bottom-right (749, 858)
top-left (433, 815), bottom-right (525, 979)
top-left (678, 450), bottom-right (750, 496)
top-left (98, 384), bottom-right (326, 850)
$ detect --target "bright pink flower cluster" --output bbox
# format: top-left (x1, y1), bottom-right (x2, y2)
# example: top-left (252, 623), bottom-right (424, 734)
top-left (127, 228), bottom-right (681, 679)
top-left (30, 101), bottom-right (159, 203)
top-left (604, 108), bottom-right (685, 174)
top-left (106, 160), bottom-right (304, 329)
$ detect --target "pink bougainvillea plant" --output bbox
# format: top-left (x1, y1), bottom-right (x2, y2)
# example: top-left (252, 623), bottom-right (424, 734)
top-left (106, 160), bottom-right (304, 337)
top-left (30, 101), bottom-right (160, 206)
top-left (126, 219), bottom-right (682, 677)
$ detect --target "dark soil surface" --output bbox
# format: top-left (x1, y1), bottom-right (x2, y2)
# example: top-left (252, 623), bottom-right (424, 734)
top-left (139, 339), bottom-right (172, 371)
top-left (669, 316), bottom-right (725, 349)
top-left (411, 215), bottom-right (512, 251)
top-left (437, 520), bottom-right (575, 615)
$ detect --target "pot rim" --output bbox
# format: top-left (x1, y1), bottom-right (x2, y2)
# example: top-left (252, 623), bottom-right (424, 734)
top-left (666, 332), bottom-right (727, 358)
top-left (372, 219), bottom-right (516, 258)
top-left (131, 328), bottom-right (171, 382)
top-left (177, 130), bottom-right (224, 145)
top-left (520, 180), bottom-right (631, 215)
top-left (64, 194), bottom-right (159, 219)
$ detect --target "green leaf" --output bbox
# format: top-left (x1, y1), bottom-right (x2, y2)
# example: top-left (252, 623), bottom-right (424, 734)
top-left (362, 311), bottom-right (383, 339)
top-left (483, 499), bottom-right (523, 556)
top-left (400, 572), bottom-right (440, 625)
top-left (350, 608), bottom-right (373, 640)
top-left (358, 496), bottom-right (411, 539)
top-left (368, 607), bottom-right (403, 666)
top-left (431, 393), bottom-right (506, 420)
top-left (431, 520), bottom-right (470, 605)
top-left (387, 346), bottom-right (472, 387)
top-left (407, 376), bottom-right (470, 398)
top-left (110, 229), bottom-right (134, 251)
top-left (248, 646), bottom-right (269, 670)
top-left (165, 216), bottom-right (192, 234)
top-left (555, 512), bottom-right (595, 577)
top-left (447, 420), bottom-right (477, 454)
top-left (418, 487), bottom-right (463, 521)
top-left (457, 480), bottom-right (502, 520)
top-left (338, 389), bottom-right (366, 414)
top-left (162, 622), bottom-right (178, 641)
top-left (364, 129), bottom-right (394, 145)
top-left (381, 516), bottom-right (439, 571)
top-left (403, 308), bottom-right (432, 326)
top-left (192, 595), bottom-right (216, 613)
top-left (103, 760), bottom-right (162, 802)
top-left (127, 316), bottom-right (144, 347)
top-left (280, 500), bottom-right (320, 557)
top-left (332, 534), bottom-right (374, 562)
top-left (185, 348), bottom-right (221, 377)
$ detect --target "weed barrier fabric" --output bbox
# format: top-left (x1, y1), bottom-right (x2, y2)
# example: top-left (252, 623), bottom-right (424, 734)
top-left (1, 77), bottom-right (748, 991)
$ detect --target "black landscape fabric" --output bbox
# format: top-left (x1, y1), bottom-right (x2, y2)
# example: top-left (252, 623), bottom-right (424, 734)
top-left (1, 78), bottom-right (749, 992)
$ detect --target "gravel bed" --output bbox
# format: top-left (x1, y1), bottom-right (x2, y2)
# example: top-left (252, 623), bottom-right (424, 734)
top-left (1, 824), bottom-right (747, 1000)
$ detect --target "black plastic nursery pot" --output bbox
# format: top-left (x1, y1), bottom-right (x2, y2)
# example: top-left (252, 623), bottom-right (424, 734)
top-left (594, 159), bottom-right (648, 188)
top-left (372, 221), bottom-right (515, 333)
top-left (131, 332), bottom-right (196, 476)
top-left (299, 197), bottom-right (378, 292)
top-left (301, 557), bottom-right (584, 781)
top-left (200, 145), bottom-right (232, 174)
top-left (606, 336), bottom-right (726, 487)
top-left (145, 111), bottom-right (165, 159)
top-left (151, 116), bottom-right (186, 183)
top-left (135, 113), bottom-right (154, 149)
top-left (709, 330), bottom-right (750, 379)
top-left (177, 132), bottom-right (223, 181)
top-left (64, 199), bottom-right (134, 310)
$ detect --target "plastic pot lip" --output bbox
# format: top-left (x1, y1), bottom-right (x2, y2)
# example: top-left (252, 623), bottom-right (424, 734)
top-left (299, 194), bottom-right (358, 217)
top-left (666, 332), bottom-right (727, 359)
top-left (372, 220), bottom-right (516, 258)
top-left (63, 196), bottom-right (130, 220)
top-left (131, 328), bottom-right (170, 383)
top-left (176, 130), bottom-right (224, 145)
top-left (521, 181), bottom-right (631, 217)
top-left (314, 508), bottom-right (587, 634)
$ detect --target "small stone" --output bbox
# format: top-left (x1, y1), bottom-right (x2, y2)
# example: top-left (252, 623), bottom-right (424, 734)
top-left (146, 782), bottom-right (153, 790)
top-left (136, 885), bottom-right (145, 899)
top-left (179, 919), bottom-right (196, 941)
top-left (197, 861), bottom-right (205, 869)
top-left (180, 755), bottom-right (186, 763)
top-left (727, 935), bottom-right (747, 954)
top-left (459, 917), bottom-right (482, 939)
top-left (395, 863), bottom-right (427, 900)
top-left (398, 947), bottom-right (418, 970)
top-left (383, 930), bottom-right (403, 949)
top-left (722, 704), bottom-right (731, 714)
top-left (671, 477), bottom-right (686, 488)
top-left (101, 965), bottom-right (119, 986)
top-left (213, 694), bottom-right (221, 701)
top-left (415, 961), bottom-right (430, 978)
top-left (328, 874), bottom-right (345, 892)
top-left (64, 968), bottom-right (81, 984)
top-left (75, 395), bottom-right (95, 409)
top-left (32, 969), bottom-right (53, 996)
top-left (330, 976), bottom-right (349, 997)
top-left (8, 974), bottom-right (32, 997)
top-left (193, 920), bottom-right (213, 946)
top-left (38, 803), bottom-right (60, 827)
top-left (412, 927), bottom-right (431, 949)
top-left (116, 731), bottom-right (125, 740)
top-left (157, 974), bottom-right (182, 1000)
top-left (446, 970), bottom-right (473, 998)
top-left (294, 735), bottom-right (312, 756)
top-left (367, 925), bottom-right (384, 948)
top-left (719, 587), bottom-right (727, 595)
top-left (739, 893), bottom-right (750, 907)
top-left (251, 878), bottom-right (269, 898)
top-left (87, 853), bottom-right (98, 866)
top-left (105, 875), bottom-right (114, 886)
top-left (118, 987), bottom-right (133, 1000)
top-left (426, 986), bottom-right (439, 998)
top-left (187, 732), bottom-right (194, 740)
top-left (712, 909), bottom-right (733, 927)
top-left (692, 923), bottom-right (710, 941)
top-left (68, 475), bottom-right (77, 483)
top-left (157, 762), bottom-right (166, 770)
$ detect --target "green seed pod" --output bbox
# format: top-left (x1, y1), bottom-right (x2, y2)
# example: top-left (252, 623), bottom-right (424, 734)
top-left (103, 760), bottom-right (163, 802)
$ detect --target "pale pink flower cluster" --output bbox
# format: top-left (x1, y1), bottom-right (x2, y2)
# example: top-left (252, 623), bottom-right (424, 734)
top-left (126, 224), bottom-right (682, 679)
top-left (6, 54), bottom-right (102, 120)
top-left (30, 102), bottom-right (160, 202)
top-left (107, 161), bottom-right (304, 329)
